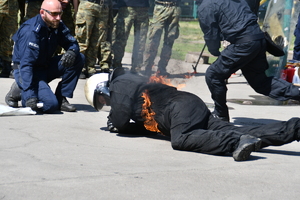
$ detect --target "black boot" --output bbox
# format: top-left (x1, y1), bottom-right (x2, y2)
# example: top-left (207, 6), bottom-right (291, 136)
top-left (5, 81), bottom-right (22, 108)
top-left (232, 135), bottom-right (262, 161)
top-left (60, 97), bottom-right (76, 112)
top-left (0, 60), bottom-right (12, 78)
top-left (211, 111), bottom-right (230, 122)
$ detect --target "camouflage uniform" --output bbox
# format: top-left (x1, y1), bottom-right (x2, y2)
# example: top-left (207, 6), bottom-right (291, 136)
top-left (99, 0), bottom-right (115, 73)
top-left (0, 0), bottom-right (18, 77)
top-left (144, 0), bottom-right (181, 76)
top-left (75, 0), bottom-right (112, 77)
top-left (109, 0), bottom-right (118, 53)
top-left (112, 0), bottom-right (149, 73)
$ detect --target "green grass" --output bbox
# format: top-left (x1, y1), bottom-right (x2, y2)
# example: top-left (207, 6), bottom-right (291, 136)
top-left (172, 20), bottom-right (205, 60)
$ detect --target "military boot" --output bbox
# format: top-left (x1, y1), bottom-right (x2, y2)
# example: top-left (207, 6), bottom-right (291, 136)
top-left (0, 60), bottom-right (12, 78)
top-left (60, 97), bottom-right (76, 112)
top-left (5, 81), bottom-right (22, 108)
top-left (232, 135), bottom-right (262, 161)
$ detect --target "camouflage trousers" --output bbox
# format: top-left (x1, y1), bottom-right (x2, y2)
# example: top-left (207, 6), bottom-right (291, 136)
top-left (75, 1), bottom-right (111, 74)
top-left (144, 4), bottom-right (181, 72)
top-left (0, 0), bottom-right (18, 62)
top-left (112, 6), bottom-right (149, 72)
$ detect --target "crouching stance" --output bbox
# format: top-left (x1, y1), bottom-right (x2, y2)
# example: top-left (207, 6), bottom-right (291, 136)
top-left (5, 0), bottom-right (84, 113)
top-left (85, 68), bottom-right (300, 161)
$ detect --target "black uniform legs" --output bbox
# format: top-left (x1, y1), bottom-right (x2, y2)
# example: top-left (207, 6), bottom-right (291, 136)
top-left (205, 67), bottom-right (229, 120)
top-left (221, 117), bottom-right (300, 148)
top-left (206, 39), bottom-right (300, 120)
top-left (170, 115), bottom-right (300, 156)
top-left (170, 118), bottom-right (242, 155)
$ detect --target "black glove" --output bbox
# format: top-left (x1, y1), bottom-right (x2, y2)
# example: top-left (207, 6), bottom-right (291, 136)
top-left (107, 119), bottom-right (119, 133)
top-left (209, 50), bottom-right (220, 57)
top-left (60, 49), bottom-right (76, 68)
top-left (207, 47), bottom-right (220, 56)
top-left (206, 40), bottom-right (221, 56)
top-left (25, 97), bottom-right (39, 111)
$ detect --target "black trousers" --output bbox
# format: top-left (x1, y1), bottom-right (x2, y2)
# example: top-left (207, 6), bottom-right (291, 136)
top-left (205, 39), bottom-right (300, 119)
top-left (168, 93), bottom-right (300, 155)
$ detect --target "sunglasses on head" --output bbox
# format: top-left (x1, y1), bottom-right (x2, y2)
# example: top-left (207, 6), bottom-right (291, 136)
top-left (41, 8), bottom-right (63, 16)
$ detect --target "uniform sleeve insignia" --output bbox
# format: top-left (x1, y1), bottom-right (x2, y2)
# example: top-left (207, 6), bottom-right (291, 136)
top-left (29, 42), bottom-right (39, 49)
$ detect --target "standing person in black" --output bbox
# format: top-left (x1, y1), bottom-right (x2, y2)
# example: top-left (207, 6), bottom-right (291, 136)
top-left (196, 0), bottom-right (300, 122)
top-left (84, 68), bottom-right (300, 162)
top-left (244, 0), bottom-right (260, 15)
top-left (293, 3), bottom-right (300, 61)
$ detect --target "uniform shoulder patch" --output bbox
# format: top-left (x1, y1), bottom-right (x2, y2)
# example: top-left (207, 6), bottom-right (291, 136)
top-left (33, 24), bottom-right (41, 33)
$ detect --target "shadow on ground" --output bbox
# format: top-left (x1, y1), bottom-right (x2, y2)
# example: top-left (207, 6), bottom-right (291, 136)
top-left (73, 104), bottom-right (98, 112)
top-left (228, 95), bottom-right (300, 106)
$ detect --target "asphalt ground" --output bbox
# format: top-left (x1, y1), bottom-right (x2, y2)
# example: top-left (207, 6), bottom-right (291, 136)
top-left (1, 53), bottom-right (300, 199)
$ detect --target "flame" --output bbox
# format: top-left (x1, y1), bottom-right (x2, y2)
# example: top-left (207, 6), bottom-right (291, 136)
top-left (148, 74), bottom-right (173, 85)
top-left (185, 73), bottom-right (193, 79)
top-left (141, 90), bottom-right (161, 133)
top-left (141, 72), bottom-right (192, 133)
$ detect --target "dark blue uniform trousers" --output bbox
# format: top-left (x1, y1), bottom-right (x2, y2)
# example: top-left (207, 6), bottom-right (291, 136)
top-left (15, 53), bottom-right (84, 113)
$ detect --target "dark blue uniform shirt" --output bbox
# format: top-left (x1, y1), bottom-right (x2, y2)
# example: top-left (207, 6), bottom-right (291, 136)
top-left (12, 14), bottom-right (79, 91)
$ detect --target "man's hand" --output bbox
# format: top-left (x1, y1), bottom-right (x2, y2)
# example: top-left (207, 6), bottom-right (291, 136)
top-left (107, 119), bottom-right (119, 133)
top-left (60, 49), bottom-right (76, 67)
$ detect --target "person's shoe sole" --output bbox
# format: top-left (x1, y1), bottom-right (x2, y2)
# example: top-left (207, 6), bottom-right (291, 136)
top-left (233, 138), bottom-right (262, 161)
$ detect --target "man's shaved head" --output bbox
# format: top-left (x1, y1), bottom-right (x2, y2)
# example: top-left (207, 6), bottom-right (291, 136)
top-left (41, 0), bottom-right (62, 11)
top-left (40, 0), bottom-right (63, 29)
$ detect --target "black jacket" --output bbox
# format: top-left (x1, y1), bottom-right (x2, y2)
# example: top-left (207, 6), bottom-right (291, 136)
top-left (108, 73), bottom-right (211, 135)
top-left (196, 0), bottom-right (262, 55)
